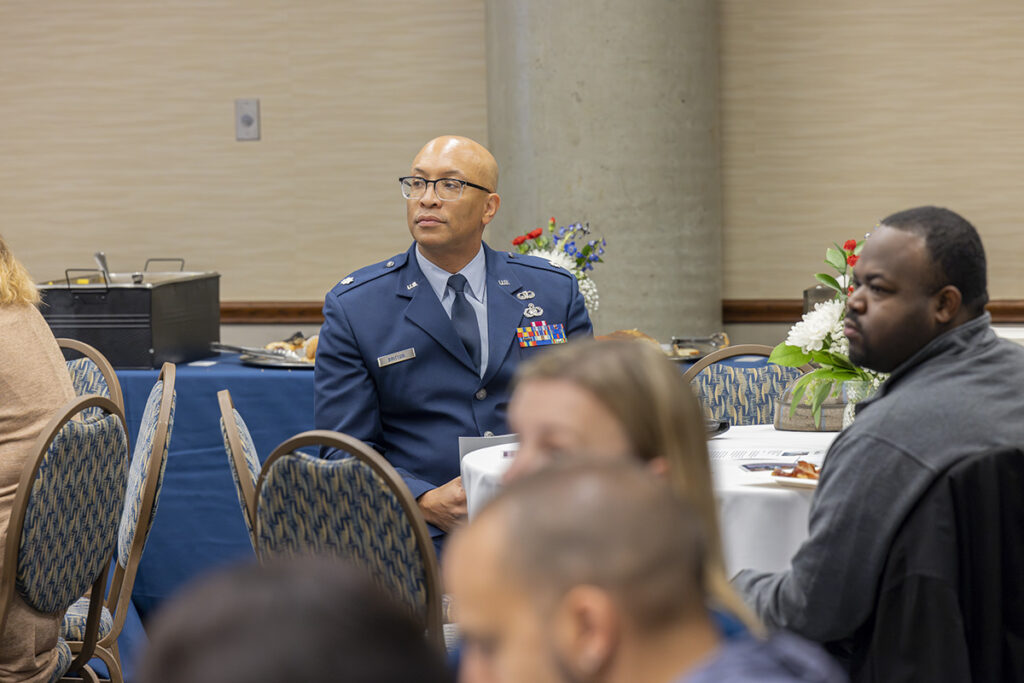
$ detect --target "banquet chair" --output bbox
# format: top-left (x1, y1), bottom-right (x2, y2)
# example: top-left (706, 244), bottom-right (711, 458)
top-left (62, 363), bottom-right (176, 683)
top-left (0, 395), bottom-right (129, 683)
top-left (255, 430), bottom-right (443, 649)
top-left (683, 344), bottom-right (806, 425)
top-left (218, 389), bottom-right (261, 551)
top-left (57, 338), bottom-right (125, 419)
top-left (830, 446), bottom-right (1024, 683)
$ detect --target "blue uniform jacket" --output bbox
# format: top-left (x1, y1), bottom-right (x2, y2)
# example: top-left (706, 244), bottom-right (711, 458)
top-left (314, 242), bottom-right (593, 517)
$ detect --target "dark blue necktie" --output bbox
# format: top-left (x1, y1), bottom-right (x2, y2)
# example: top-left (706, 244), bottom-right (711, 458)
top-left (448, 273), bottom-right (481, 370)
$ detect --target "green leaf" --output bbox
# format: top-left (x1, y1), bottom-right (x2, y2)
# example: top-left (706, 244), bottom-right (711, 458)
top-left (853, 240), bottom-right (865, 255)
top-left (769, 343), bottom-right (812, 367)
top-left (814, 273), bottom-right (842, 293)
top-left (825, 247), bottom-right (846, 271)
top-left (810, 380), bottom-right (833, 427)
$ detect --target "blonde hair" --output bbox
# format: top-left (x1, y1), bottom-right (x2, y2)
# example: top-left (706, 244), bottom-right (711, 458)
top-left (0, 235), bottom-right (40, 306)
top-left (514, 339), bottom-right (760, 632)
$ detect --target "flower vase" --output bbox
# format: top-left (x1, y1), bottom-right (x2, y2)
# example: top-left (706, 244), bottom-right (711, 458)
top-left (774, 374), bottom-right (845, 432)
top-left (841, 380), bottom-right (875, 429)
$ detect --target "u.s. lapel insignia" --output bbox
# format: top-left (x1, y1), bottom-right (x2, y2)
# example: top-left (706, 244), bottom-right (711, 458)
top-left (341, 276), bottom-right (354, 285)
top-left (498, 279), bottom-right (511, 286)
top-left (516, 290), bottom-right (535, 300)
top-left (406, 281), bottom-right (418, 290)
top-left (385, 260), bottom-right (396, 268)
top-left (524, 303), bottom-right (544, 318)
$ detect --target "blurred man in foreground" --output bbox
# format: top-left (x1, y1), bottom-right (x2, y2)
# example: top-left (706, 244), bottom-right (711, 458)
top-left (446, 462), bottom-right (844, 683)
top-left (140, 558), bottom-right (451, 683)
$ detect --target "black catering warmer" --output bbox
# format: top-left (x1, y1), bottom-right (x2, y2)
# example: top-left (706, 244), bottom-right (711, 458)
top-left (38, 262), bottom-right (220, 369)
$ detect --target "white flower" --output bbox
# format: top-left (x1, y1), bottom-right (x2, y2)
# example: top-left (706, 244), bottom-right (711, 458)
top-left (785, 300), bottom-right (844, 354)
top-left (527, 248), bottom-right (577, 273)
top-left (578, 277), bottom-right (599, 313)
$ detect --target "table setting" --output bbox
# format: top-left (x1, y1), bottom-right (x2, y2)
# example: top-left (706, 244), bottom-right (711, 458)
top-left (461, 424), bottom-right (838, 575)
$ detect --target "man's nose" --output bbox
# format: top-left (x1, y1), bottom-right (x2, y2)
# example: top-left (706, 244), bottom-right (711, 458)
top-left (419, 182), bottom-right (442, 206)
top-left (847, 285), bottom-right (865, 311)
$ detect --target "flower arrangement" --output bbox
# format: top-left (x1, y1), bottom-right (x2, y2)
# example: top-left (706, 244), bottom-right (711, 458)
top-left (511, 218), bottom-right (606, 312)
top-left (769, 238), bottom-right (887, 427)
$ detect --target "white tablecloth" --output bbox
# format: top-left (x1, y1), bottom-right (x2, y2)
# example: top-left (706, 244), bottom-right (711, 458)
top-left (461, 425), bottom-right (839, 574)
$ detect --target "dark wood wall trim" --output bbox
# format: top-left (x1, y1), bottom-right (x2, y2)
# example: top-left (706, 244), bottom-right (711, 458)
top-left (220, 299), bottom-right (1024, 325)
top-left (220, 301), bottom-right (324, 324)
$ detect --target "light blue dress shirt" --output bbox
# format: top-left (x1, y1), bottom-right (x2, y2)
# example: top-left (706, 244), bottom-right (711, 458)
top-left (415, 245), bottom-right (489, 377)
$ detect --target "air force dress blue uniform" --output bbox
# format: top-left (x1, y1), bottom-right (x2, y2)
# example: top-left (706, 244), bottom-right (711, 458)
top-left (313, 241), bottom-right (593, 538)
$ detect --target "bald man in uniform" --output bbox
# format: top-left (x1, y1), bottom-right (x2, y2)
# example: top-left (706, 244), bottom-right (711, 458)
top-left (314, 135), bottom-right (592, 547)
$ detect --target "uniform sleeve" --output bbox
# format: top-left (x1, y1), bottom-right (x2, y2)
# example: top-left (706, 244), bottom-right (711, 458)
top-left (565, 275), bottom-right (593, 339)
top-left (313, 291), bottom-right (440, 502)
top-left (314, 292), bottom-right (383, 454)
top-left (732, 432), bottom-right (933, 642)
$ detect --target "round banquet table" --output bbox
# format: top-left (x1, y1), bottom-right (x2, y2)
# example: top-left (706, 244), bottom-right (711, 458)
top-left (460, 425), bottom-right (839, 575)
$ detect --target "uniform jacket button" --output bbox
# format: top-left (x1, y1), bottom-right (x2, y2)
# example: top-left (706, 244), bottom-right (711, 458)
top-left (475, 389), bottom-right (487, 400)
top-left (483, 431), bottom-right (494, 437)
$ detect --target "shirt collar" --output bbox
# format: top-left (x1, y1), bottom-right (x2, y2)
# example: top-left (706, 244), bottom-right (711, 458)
top-left (415, 245), bottom-right (487, 302)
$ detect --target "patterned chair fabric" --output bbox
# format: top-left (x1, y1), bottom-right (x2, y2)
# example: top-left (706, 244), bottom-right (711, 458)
top-left (65, 358), bottom-right (111, 420)
top-left (257, 453), bottom-right (428, 619)
top-left (60, 600), bottom-right (113, 641)
top-left (117, 379), bottom-right (175, 568)
top-left (47, 640), bottom-right (73, 683)
top-left (220, 409), bottom-right (261, 548)
top-left (17, 413), bottom-right (128, 614)
top-left (690, 358), bottom-right (805, 426)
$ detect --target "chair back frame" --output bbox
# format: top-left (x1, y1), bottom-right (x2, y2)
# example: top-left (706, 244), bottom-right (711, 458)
top-left (0, 394), bottom-right (126, 676)
top-left (254, 430), bottom-right (444, 648)
top-left (56, 337), bottom-right (125, 416)
top-left (218, 389), bottom-right (258, 542)
top-left (682, 344), bottom-right (776, 382)
top-left (103, 362), bottom-right (176, 643)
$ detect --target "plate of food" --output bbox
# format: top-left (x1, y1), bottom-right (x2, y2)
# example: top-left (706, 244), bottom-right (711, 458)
top-left (594, 329), bottom-right (711, 362)
top-left (212, 331), bottom-right (319, 369)
top-left (770, 460), bottom-right (821, 488)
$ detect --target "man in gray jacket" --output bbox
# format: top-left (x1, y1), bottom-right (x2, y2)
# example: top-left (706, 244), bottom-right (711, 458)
top-left (734, 207), bottom-right (1024, 655)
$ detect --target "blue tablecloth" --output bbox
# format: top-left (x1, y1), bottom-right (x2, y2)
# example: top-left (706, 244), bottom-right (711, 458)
top-left (114, 353), bottom-right (315, 677)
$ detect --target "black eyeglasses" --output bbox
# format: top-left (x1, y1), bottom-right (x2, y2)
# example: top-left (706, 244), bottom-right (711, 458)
top-left (399, 176), bottom-right (493, 201)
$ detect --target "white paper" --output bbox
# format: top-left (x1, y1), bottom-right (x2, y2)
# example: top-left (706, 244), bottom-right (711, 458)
top-left (459, 433), bottom-right (518, 460)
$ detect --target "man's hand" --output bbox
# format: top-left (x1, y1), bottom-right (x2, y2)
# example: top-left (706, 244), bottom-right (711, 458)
top-left (417, 476), bottom-right (467, 532)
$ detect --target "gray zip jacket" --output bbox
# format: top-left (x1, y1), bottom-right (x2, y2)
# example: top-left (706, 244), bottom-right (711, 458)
top-left (734, 313), bottom-right (1024, 642)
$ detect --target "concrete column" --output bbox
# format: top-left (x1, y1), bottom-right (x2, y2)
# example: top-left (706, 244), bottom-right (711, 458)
top-left (485, 0), bottom-right (722, 339)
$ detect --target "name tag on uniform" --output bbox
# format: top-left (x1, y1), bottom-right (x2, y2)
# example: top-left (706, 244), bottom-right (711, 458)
top-left (516, 321), bottom-right (567, 347)
top-left (377, 348), bottom-right (416, 367)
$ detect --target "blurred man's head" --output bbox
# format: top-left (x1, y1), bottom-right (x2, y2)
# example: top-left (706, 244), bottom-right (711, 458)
top-left (845, 206), bottom-right (987, 372)
top-left (140, 558), bottom-right (450, 683)
top-left (446, 462), bottom-right (717, 683)
top-left (403, 135), bottom-right (500, 270)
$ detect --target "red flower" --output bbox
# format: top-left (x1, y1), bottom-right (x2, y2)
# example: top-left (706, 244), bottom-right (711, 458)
top-left (847, 254), bottom-right (859, 266)
top-left (527, 228), bottom-right (543, 239)
top-left (512, 235), bottom-right (527, 246)
top-left (848, 285), bottom-right (855, 294)
top-left (843, 239), bottom-right (857, 251)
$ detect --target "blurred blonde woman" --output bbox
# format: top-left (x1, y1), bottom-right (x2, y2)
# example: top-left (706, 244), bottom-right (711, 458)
top-left (0, 235), bottom-right (76, 681)
top-left (506, 339), bottom-right (759, 632)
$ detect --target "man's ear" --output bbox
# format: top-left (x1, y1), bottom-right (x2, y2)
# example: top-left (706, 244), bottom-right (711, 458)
top-left (552, 585), bottom-right (620, 680)
top-left (481, 193), bottom-right (501, 227)
top-left (933, 284), bottom-right (963, 325)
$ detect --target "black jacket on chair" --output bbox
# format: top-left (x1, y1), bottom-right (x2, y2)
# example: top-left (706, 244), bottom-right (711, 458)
top-left (829, 446), bottom-right (1024, 682)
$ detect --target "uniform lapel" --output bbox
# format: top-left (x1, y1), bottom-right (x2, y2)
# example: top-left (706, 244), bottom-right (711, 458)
top-left (398, 245), bottom-right (477, 373)
top-left (482, 245), bottom-right (525, 386)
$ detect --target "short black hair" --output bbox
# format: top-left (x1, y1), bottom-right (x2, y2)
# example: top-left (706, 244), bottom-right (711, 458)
top-left (140, 558), bottom-right (451, 683)
top-left (880, 206), bottom-right (988, 314)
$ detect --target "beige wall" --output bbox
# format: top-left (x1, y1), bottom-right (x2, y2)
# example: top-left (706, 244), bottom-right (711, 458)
top-left (4, 2), bottom-right (1024, 306)
top-left (720, 1), bottom-right (1024, 300)
top-left (0, 0), bottom-right (486, 301)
